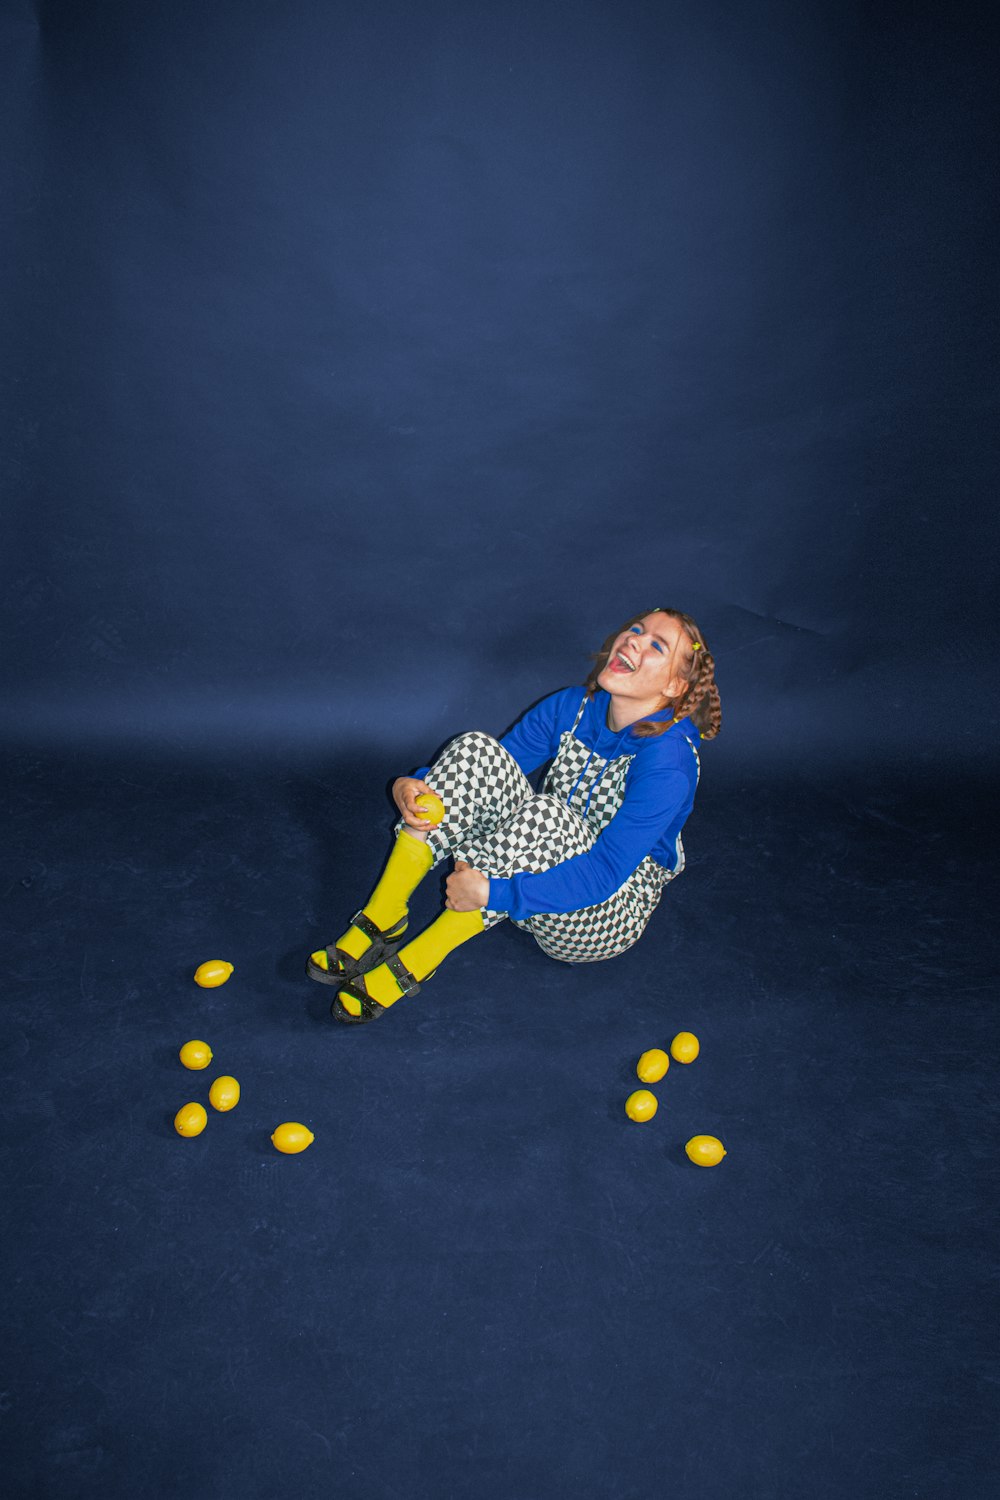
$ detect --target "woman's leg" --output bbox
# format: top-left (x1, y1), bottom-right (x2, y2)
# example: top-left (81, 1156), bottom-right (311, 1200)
top-left (336, 793), bottom-right (601, 1014)
top-left (310, 827), bottom-right (433, 973)
top-left (329, 733), bottom-right (535, 1012)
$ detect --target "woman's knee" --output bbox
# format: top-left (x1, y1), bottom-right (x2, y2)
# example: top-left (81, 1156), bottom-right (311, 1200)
top-left (450, 730), bottom-right (499, 747)
top-left (441, 730), bottom-right (507, 762)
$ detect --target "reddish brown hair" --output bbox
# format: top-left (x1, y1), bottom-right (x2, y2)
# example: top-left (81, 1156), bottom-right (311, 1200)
top-left (585, 608), bottom-right (722, 740)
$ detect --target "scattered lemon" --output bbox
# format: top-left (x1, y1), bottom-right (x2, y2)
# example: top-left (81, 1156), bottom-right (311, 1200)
top-left (414, 792), bottom-right (445, 826)
top-left (685, 1135), bottom-right (727, 1167)
top-left (625, 1089), bottom-right (658, 1122)
top-left (174, 1102), bottom-right (208, 1138)
top-left (209, 1075), bottom-right (240, 1112)
top-left (637, 1048), bottom-right (670, 1083)
top-left (179, 1039), bottom-right (213, 1070)
top-left (670, 1031), bottom-right (700, 1064)
top-left (194, 960), bottom-right (234, 987)
top-left (271, 1122), bottom-right (314, 1155)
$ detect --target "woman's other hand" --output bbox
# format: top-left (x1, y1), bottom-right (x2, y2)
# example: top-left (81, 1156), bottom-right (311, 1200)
top-left (446, 860), bottom-right (489, 912)
top-left (393, 776), bottom-right (442, 830)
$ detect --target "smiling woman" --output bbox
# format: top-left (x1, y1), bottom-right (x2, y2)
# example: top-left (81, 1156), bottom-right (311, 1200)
top-left (590, 609), bottom-right (722, 739)
top-left (306, 608), bottom-right (722, 1022)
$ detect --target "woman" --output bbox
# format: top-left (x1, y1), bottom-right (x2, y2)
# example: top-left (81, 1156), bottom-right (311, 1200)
top-left (307, 607), bottom-right (721, 1021)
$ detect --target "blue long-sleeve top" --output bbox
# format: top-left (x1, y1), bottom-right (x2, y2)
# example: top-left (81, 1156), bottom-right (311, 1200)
top-left (413, 687), bottom-right (701, 921)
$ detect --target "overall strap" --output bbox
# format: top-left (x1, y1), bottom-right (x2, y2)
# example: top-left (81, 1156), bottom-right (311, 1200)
top-left (682, 733), bottom-right (702, 785)
top-left (563, 693), bottom-right (595, 808)
top-left (570, 692), bottom-right (588, 734)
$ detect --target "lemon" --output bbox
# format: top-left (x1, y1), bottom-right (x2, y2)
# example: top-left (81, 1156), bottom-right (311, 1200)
top-left (179, 1039), bottom-right (213, 1070)
top-left (637, 1048), bottom-right (670, 1083)
top-left (625, 1089), bottom-right (658, 1122)
top-left (271, 1122), bottom-right (314, 1155)
top-left (194, 960), bottom-right (234, 988)
top-left (670, 1031), bottom-right (700, 1064)
top-left (685, 1135), bottom-right (727, 1167)
top-left (209, 1075), bottom-right (240, 1112)
top-left (414, 792), bottom-right (445, 826)
top-left (174, 1102), bottom-right (208, 1138)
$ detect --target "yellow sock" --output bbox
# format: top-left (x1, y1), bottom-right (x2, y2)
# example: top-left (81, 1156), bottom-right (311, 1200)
top-left (338, 908), bottom-right (485, 1013)
top-left (311, 830), bottom-right (433, 971)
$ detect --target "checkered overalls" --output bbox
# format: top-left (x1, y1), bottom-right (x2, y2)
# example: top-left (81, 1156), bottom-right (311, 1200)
top-left (408, 696), bottom-right (700, 963)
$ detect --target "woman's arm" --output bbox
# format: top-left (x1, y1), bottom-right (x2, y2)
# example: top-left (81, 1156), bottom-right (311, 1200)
top-left (487, 751), bottom-right (695, 920)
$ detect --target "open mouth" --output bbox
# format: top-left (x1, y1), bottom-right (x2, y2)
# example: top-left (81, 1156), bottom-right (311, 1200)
top-left (610, 650), bottom-right (638, 673)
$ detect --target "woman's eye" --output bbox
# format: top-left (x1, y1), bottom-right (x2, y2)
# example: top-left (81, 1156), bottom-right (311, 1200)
top-left (653, 642), bottom-right (664, 653)
top-left (630, 625), bottom-right (641, 634)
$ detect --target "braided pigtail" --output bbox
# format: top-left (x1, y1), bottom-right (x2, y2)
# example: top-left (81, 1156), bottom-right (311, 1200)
top-left (678, 643), bottom-right (721, 740)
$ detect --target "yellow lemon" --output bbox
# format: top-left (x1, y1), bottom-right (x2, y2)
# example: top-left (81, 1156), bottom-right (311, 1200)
top-left (209, 1075), bottom-right (240, 1112)
top-left (179, 1039), bottom-right (213, 1070)
top-left (414, 792), bottom-right (445, 826)
top-left (625, 1089), bottom-right (658, 1122)
top-left (271, 1122), bottom-right (314, 1155)
top-left (194, 960), bottom-right (234, 988)
top-left (685, 1135), bottom-right (727, 1167)
top-left (174, 1102), bottom-right (208, 1138)
top-left (637, 1048), bottom-right (670, 1083)
top-left (670, 1031), bottom-right (700, 1064)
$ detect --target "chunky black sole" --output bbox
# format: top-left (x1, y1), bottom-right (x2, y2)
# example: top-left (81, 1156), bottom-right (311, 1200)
top-left (305, 911), bottom-right (408, 988)
top-left (330, 958), bottom-right (437, 1024)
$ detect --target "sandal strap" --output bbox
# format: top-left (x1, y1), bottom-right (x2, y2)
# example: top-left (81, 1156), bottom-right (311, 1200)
top-left (349, 909), bottom-right (408, 945)
top-left (337, 975), bottom-right (385, 1021)
top-left (333, 952), bottom-right (427, 1021)
top-left (382, 951), bottom-right (422, 997)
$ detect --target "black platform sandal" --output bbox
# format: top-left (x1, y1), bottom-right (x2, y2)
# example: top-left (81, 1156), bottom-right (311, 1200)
top-left (305, 910), bottom-right (408, 987)
top-left (330, 952), bottom-right (434, 1024)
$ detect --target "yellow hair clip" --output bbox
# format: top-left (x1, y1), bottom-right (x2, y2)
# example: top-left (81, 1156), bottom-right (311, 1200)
top-left (692, 641), bottom-right (702, 651)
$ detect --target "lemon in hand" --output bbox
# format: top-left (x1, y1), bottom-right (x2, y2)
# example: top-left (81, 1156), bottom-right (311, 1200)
top-left (271, 1122), bottom-right (314, 1155)
top-left (670, 1031), bottom-right (700, 1064)
top-left (174, 1103), bottom-right (208, 1137)
top-left (179, 1039), bottom-right (213, 1070)
top-left (209, 1075), bottom-right (240, 1112)
top-left (637, 1048), bottom-right (670, 1083)
top-left (194, 960), bottom-right (233, 987)
top-left (625, 1090), bottom-right (658, 1122)
top-left (686, 1135), bottom-right (727, 1167)
top-left (414, 792), bottom-right (445, 826)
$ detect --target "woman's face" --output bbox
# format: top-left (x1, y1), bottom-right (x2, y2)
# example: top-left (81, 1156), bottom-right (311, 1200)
top-left (597, 612), bottom-right (687, 706)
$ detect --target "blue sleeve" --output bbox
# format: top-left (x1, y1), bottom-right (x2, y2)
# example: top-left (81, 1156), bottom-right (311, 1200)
top-left (486, 748), bottom-right (692, 919)
top-left (411, 687), bottom-right (581, 783)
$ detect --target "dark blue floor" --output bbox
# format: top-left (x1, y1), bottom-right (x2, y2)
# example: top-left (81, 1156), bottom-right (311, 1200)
top-left (2, 749), bottom-right (995, 1499)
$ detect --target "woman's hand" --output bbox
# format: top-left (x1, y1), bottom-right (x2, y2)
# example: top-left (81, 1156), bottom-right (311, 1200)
top-left (446, 859), bottom-right (490, 912)
top-left (392, 776), bottom-right (442, 830)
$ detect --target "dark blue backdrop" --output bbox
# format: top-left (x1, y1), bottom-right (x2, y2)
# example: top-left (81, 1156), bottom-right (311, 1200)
top-left (2, 2), bottom-right (996, 1498)
top-left (3, 0), bottom-right (993, 763)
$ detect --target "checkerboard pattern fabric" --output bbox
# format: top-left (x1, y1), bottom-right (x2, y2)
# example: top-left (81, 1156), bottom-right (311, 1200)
top-left (543, 697), bottom-right (635, 833)
top-left (400, 715), bottom-right (680, 964)
top-left (398, 730), bottom-right (537, 867)
top-left (465, 792), bottom-right (671, 963)
top-left (541, 694), bottom-right (697, 880)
